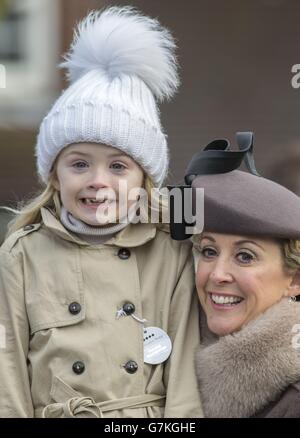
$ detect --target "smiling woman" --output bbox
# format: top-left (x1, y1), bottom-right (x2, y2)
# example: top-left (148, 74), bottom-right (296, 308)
top-left (176, 133), bottom-right (300, 418)
top-left (193, 233), bottom-right (299, 338)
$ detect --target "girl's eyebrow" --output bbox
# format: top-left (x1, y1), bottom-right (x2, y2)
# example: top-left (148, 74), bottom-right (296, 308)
top-left (64, 150), bottom-right (129, 159)
top-left (64, 151), bottom-right (91, 158)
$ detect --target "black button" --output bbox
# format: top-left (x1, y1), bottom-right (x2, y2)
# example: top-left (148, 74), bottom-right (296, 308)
top-left (23, 225), bottom-right (34, 231)
top-left (69, 302), bottom-right (81, 315)
top-left (124, 360), bottom-right (138, 374)
top-left (72, 361), bottom-right (85, 374)
top-left (123, 302), bottom-right (135, 315)
top-left (118, 248), bottom-right (131, 260)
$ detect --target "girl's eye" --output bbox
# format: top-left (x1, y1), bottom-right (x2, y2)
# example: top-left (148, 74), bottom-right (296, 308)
top-left (111, 162), bottom-right (126, 171)
top-left (201, 247), bottom-right (217, 258)
top-left (72, 161), bottom-right (88, 169)
top-left (236, 251), bottom-right (255, 264)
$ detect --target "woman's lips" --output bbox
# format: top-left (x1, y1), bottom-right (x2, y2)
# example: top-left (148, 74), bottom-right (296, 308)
top-left (208, 292), bottom-right (244, 310)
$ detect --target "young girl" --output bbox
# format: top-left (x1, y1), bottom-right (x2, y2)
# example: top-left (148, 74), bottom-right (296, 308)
top-left (0, 7), bottom-right (202, 418)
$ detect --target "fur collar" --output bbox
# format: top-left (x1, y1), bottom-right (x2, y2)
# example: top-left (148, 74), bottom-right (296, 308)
top-left (196, 299), bottom-right (300, 417)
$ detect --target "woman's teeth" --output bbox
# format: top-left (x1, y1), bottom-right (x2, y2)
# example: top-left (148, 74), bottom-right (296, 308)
top-left (211, 294), bottom-right (243, 305)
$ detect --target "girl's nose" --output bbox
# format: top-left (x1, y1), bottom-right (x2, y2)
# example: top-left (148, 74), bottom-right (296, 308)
top-left (209, 259), bottom-right (233, 284)
top-left (88, 169), bottom-right (111, 189)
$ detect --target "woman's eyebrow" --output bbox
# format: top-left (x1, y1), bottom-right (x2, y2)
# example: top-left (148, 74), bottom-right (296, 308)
top-left (234, 240), bottom-right (266, 251)
top-left (200, 236), bottom-right (216, 243)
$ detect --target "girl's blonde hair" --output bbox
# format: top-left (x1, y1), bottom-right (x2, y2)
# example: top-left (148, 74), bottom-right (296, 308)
top-left (4, 170), bottom-right (168, 238)
top-left (5, 171), bottom-right (60, 237)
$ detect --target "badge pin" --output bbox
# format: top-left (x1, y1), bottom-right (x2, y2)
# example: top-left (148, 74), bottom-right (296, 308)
top-left (143, 327), bottom-right (172, 365)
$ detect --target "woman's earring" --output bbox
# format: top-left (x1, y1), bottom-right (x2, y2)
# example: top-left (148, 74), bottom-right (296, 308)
top-left (289, 296), bottom-right (297, 303)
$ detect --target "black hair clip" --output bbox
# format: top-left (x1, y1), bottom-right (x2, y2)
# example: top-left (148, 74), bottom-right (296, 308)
top-left (185, 131), bottom-right (259, 185)
top-left (168, 132), bottom-right (259, 240)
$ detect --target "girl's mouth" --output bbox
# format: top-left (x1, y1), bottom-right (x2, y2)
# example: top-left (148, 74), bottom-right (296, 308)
top-left (79, 198), bottom-right (113, 209)
top-left (81, 198), bottom-right (106, 205)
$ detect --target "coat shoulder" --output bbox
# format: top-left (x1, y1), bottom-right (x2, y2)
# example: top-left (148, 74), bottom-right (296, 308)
top-left (154, 225), bottom-right (193, 267)
top-left (0, 223), bottom-right (42, 254)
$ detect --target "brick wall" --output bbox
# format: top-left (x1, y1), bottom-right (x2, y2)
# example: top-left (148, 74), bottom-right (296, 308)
top-left (1, 0), bottom-right (300, 207)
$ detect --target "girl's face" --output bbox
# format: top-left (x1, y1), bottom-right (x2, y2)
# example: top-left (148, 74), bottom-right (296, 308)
top-left (195, 232), bottom-right (299, 336)
top-left (53, 143), bottom-right (144, 226)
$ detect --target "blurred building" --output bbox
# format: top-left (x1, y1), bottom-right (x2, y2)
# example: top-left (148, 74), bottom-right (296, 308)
top-left (0, 0), bottom-right (300, 208)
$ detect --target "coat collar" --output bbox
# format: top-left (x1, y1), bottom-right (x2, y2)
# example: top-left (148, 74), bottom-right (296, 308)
top-left (40, 207), bottom-right (157, 247)
top-left (196, 298), bottom-right (300, 417)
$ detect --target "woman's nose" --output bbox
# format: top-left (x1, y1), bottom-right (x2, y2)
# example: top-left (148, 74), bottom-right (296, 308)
top-left (209, 259), bottom-right (233, 284)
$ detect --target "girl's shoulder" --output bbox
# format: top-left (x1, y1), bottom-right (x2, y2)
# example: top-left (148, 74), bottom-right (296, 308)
top-left (155, 223), bottom-right (192, 247)
top-left (151, 223), bottom-right (193, 260)
top-left (1, 223), bottom-right (42, 254)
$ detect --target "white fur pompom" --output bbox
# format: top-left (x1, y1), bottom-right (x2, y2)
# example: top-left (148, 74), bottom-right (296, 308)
top-left (60, 6), bottom-right (180, 101)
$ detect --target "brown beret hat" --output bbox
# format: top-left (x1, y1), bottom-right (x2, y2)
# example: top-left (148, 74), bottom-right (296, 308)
top-left (169, 132), bottom-right (300, 240)
top-left (192, 169), bottom-right (300, 239)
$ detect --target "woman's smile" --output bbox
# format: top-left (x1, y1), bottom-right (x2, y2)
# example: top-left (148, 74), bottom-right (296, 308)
top-left (195, 233), bottom-right (294, 336)
top-left (208, 292), bottom-right (244, 310)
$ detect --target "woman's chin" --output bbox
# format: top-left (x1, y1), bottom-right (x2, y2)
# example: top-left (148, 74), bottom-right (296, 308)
top-left (207, 317), bottom-right (241, 337)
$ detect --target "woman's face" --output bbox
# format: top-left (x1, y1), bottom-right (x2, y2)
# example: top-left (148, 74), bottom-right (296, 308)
top-left (53, 142), bottom-right (144, 226)
top-left (195, 233), bottom-right (297, 336)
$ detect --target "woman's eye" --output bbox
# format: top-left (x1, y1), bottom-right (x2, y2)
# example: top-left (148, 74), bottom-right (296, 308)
top-left (201, 247), bottom-right (217, 258)
top-left (111, 162), bottom-right (126, 171)
top-left (72, 161), bottom-right (88, 169)
top-left (236, 251), bottom-right (254, 264)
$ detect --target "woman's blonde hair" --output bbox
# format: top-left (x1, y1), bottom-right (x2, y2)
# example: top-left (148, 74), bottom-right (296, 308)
top-left (283, 240), bottom-right (300, 270)
top-left (4, 169), bottom-right (168, 238)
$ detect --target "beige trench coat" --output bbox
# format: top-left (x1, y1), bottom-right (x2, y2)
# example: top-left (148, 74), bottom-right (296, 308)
top-left (0, 207), bottom-right (202, 418)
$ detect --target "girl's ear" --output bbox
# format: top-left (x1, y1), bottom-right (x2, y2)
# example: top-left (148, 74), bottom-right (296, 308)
top-left (50, 165), bottom-right (60, 191)
top-left (285, 269), bottom-right (300, 298)
top-left (52, 177), bottom-right (60, 191)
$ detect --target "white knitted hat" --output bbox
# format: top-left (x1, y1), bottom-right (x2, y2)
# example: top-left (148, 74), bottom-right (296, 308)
top-left (35, 6), bottom-right (180, 187)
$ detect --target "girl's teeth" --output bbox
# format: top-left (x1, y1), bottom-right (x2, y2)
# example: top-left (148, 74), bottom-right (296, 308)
top-left (211, 294), bottom-right (242, 305)
top-left (84, 199), bottom-right (104, 205)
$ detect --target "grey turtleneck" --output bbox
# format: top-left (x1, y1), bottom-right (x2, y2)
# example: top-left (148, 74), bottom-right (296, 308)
top-left (60, 206), bottom-right (129, 244)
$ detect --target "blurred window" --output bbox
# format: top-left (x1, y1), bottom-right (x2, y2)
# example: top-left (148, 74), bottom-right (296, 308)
top-left (0, 9), bottom-right (24, 61)
top-left (0, 0), bottom-right (60, 128)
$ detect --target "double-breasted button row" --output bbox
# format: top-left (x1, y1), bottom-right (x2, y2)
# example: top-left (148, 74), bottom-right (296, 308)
top-left (124, 360), bottom-right (138, 374)
top-left (118, 248), bottom-right (131, 260)
top-left (72, 360), bottom-right (138, 375)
